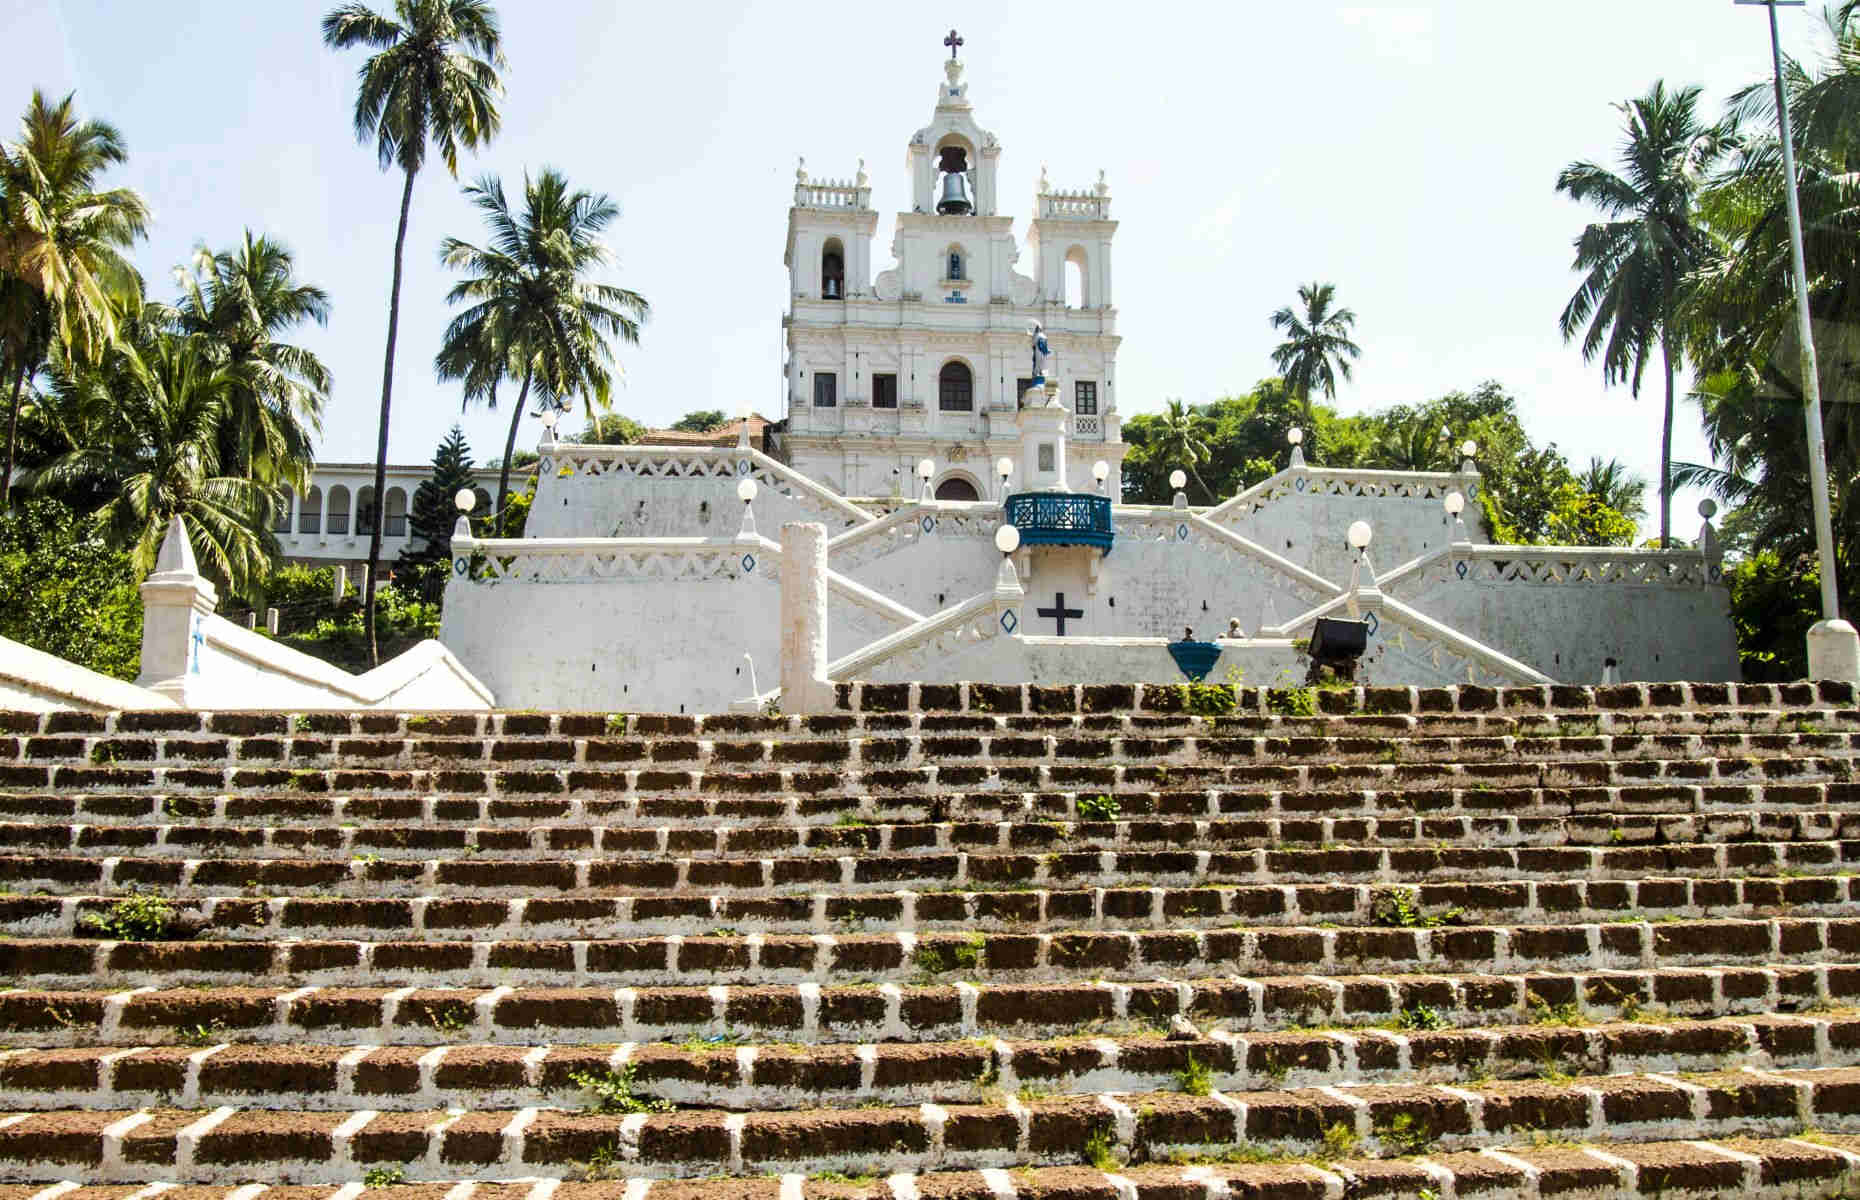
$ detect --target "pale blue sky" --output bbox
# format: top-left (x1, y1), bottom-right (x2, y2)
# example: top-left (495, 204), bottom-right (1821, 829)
top-left (3, 1), bottom-right (1829, 533)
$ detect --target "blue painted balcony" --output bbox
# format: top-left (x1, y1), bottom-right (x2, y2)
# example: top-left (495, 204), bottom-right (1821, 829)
top-left (1004, 492), bottom-right (1115, 554)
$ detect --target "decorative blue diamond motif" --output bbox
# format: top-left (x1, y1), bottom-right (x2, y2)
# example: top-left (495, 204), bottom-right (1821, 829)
top-left (1000, 609), bottom-right (1018, 634)
top-left (741, 553), bottom-right (756, 573)
top-left (1364, 611), bottom-right (1380, 637)
top-left (1467, 483), bottom-right (1479, 499)
top-left (1176, 523), bottom-right (1189, 541)
top-left (1294, 476), bottom-right (1307, 492)
top-left (737, 459), bottom-right (750, 474)
top-left (1455, 560), bottom-right (1468, 579)
top-left (454, 558), bottom-right (468, 576)
top-left (921, 515), bottom-right (936, 534)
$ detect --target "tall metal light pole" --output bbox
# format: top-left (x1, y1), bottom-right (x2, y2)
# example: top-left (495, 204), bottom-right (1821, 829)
top-left (1737, 0), bottom-right (1854, 678)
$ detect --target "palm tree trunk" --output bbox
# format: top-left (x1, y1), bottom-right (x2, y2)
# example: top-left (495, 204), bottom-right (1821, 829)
top-left (1, 357), bottom-right (26, 509)
top-left (496, 369), bottom-right (534, 533)
top-left (1659, 337), bottom-right (1675, 550)
top-left (363, 165), bottom-right (419, 668)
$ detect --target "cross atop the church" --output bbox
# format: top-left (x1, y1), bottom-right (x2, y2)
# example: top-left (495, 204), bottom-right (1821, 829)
top-left (943, 29), bottom-right (964, 60)
top-left (1038, 592), bottom-right (1083, 636)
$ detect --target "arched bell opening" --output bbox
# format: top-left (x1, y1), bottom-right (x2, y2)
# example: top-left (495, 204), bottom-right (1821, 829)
top-left (935, 141), bottom-right (973, 215)
top-left (821, 238), bottom-right (845, 300)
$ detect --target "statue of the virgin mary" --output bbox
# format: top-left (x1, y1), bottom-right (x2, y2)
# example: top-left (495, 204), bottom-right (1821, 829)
top-left (1025, 321), bottom-right (1051, 407)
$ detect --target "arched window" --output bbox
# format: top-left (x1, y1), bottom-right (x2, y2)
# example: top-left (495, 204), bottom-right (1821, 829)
top-left (273, 488), bottom-right (295, 534)
top-left (938, 361), bottom-right (973, 412)
top-left (299, 487), bottom-right (322, 535)
top-left (821, 238), bottom-right (844, 300)
top-left (326, 486), bottom-right (350, 536)
top-left (1064, 246), bottom-right (1089, 308)
top-left (934, 477), bottom-right (980, 502)
top-left (357, 486), bottom-right (377, 537)
top-left (948, 250), bottom-right (964, 281)
top-left (385, 487), bottom-right (409, 537)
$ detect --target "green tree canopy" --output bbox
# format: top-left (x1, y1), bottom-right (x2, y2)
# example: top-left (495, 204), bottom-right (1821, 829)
top-left (671, 409), bottom-right (726, 433)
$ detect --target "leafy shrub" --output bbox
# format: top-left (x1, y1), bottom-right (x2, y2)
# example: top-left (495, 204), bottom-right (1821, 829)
top-left (1078, 793), bottom-right (1121, 822)
top-left (1177, 1054), bottom-right (1212, 1096)
top-left (0, 498), bottom-right (142, 680)
top-left (80, 893), bottom-right (184, 941)
top-left (570, 1065), bottom-right (674, 1114)
top-left (1266, 687), bottom-right (1318, 717)
top-left (1369, 887), bottom-right (1463, 929)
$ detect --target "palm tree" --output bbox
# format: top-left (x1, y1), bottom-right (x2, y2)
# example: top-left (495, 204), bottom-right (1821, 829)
top-left (1576, 456), bottom-right (1648, 522)
top-left (165, 230), bottom-right (330, 490)
top-left (436, 169), bottom-right (648, 517)
top-left (1556, 81), bottom-right (1728, 548)
top-left (1269, 282), bottom-right (1362, 420)
top-left (0, 90), bottom-right (148, 506)
top-left (322, 0), bottom-right (505, 664)
top-left (23, 328), bottom-right (277, 599)
top-left (1154, 398), bottom-right (1215, 502)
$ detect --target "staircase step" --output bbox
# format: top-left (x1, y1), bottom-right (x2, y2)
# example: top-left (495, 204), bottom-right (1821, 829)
top-left (3, 1067), bottom-right (1860, 1183)
top-left (4, 1013), bottom-right (1857, 1112)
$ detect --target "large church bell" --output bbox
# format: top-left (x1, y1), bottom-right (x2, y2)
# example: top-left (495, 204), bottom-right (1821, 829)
top-left (935, 145), bottom-right (973, 215)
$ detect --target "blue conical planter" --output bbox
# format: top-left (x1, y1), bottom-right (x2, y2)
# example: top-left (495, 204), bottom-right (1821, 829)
top-left (1168, 640), bottom-right (1221, 682)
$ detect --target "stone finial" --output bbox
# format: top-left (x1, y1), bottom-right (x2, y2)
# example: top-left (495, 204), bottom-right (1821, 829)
top-left (1095, 168), bottom-right (1109, 196)
top-left (994, 553), bottom-right (1023, 597)
top-left (856, 158), bottom-right (868, 187)
top-left (452, 515), bottom-right (474, 545)
top-left (795, 156), bottom-right (807, 183)
top-left (1039, 164), bottom-right (1050, 193)
top-left (154, 515), bottom-right (199, 576)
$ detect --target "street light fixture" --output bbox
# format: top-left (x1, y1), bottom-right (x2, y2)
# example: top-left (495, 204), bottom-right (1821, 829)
top-left (996, 457), bottom-right (1014, 501)
top-left (1092, 460), bottom-right (1110, 493)
top-left (1736, 0), bottom-right (1847, 664)
top-left (917, 458), bottom-right (935, 502)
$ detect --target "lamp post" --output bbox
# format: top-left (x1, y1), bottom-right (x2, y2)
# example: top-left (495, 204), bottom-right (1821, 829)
top-left (1092, 460), bottom-right (1110, 494)
top-left (1737, 0), bottom-right (1846, 658)
top-left (1444, 490), bottom-right (1471, 546)
top-left (996, 457), bottom-right (1014, 502)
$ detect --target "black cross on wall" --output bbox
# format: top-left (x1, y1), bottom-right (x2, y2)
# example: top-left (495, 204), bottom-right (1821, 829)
top-left (1038, 592), bottom-right (1084, 636)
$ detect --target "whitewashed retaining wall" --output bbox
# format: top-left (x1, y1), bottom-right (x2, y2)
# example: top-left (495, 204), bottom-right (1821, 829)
top-left (0, 635), bottom-right (174, 712)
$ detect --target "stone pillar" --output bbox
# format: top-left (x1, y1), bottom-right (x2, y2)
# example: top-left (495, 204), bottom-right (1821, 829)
top-left (266, 608), bottom-right (280, 636)
top-left (1017, 387), bottom-right (1070, 493)
top-left (779, 522), bottom-right (834, 713)
top-left (137, 517), bottom-right (219, 705)
top-left (993, 553), bottom-right (1025, 638)
top-left (1808, 620), bottom-right (1860, 683)
top-left (331, 565), bottom-right (347, 604)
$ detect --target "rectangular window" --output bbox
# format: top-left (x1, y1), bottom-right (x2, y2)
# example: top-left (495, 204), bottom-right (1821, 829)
top-left (872, 373), bottom-right (897, 408)
top-left (1017, 377), bottom-right (1034, 403)
top-left (813, 372), bottom-right (837, 408)
top-left (949, 253), bottom-right (963, 280)
top-left (1075, 381), bottom-right (1098, 415)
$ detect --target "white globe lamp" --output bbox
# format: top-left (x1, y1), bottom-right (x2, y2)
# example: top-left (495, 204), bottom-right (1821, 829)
top-left (1347, 520), bottom-right (1373, 550)
top-left (1443, 491), bottom-right (1465, 516)
top-left (454, 488), bottom-right (477, 514)
top-left (736, 478), bottom-right (758, 504)
top-left (995, 524), bottom-right (1021, 555)
top-left (1169, 469), bottom-right (1187, 490)
top-left (1287, 427), bottom-right (1304, 446)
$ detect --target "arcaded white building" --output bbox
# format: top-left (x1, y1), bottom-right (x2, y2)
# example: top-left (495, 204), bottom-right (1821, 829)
top-left (777, 50), bottom-right (1124, 501)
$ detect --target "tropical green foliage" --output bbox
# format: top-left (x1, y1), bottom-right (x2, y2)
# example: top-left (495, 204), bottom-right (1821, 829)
top-left (435, 167), bottom-right (648, 521)
top-left (323, 0), bottom-right (507, 664)
top-left (1269, 282), bottom-right (1361, 416)
top-left (397, 424), bottom-right (480, 599)
top-left (671, 409), bottom-right (726, 433)
top-left (23, 324), bottom-right (282, 600)
top-left (1121, 379), bottom-right (1643, 549)
top-left (0, 89), bottom-right (149, 506)
top-left (1556, 81), bottom-right (1728, 547)
top-left (0, 498), bottom-right (142, 680)
top-left (162, 230), bottom-right (330, 488)
top-left (576, 413), bottom-right (645, 445)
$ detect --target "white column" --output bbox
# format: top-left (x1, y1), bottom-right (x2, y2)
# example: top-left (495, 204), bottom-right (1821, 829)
top-left (137, 517), bottom-right (219, 705)
top-left (779, 522), bottom-right (834, 713)
top-left (1018, 389), bottom-right (1070, 493)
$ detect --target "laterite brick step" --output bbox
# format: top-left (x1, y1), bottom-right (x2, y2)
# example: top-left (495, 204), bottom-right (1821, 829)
top-left (7, 914), bottom-right (1860, 989)
top-left (7, 870), bottom-right (1858, 941)
top-left (3, 1137), bottom-right (1858, 1200)
top-left (8, 1065), bottom-right (1860, 1183)
top-left (6, 1137), bottom-right (1859, 1200)
top-left (8, 1012), bottom-right (1860, 1113)
top-left (0, 964), bottom-right (1848, 1048)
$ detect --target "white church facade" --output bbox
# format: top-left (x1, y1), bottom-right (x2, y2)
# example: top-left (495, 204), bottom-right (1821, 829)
top-left (429, 40), bottom-right (1740, 713)
top-left (775, 43), bottom-right (1124, 502)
